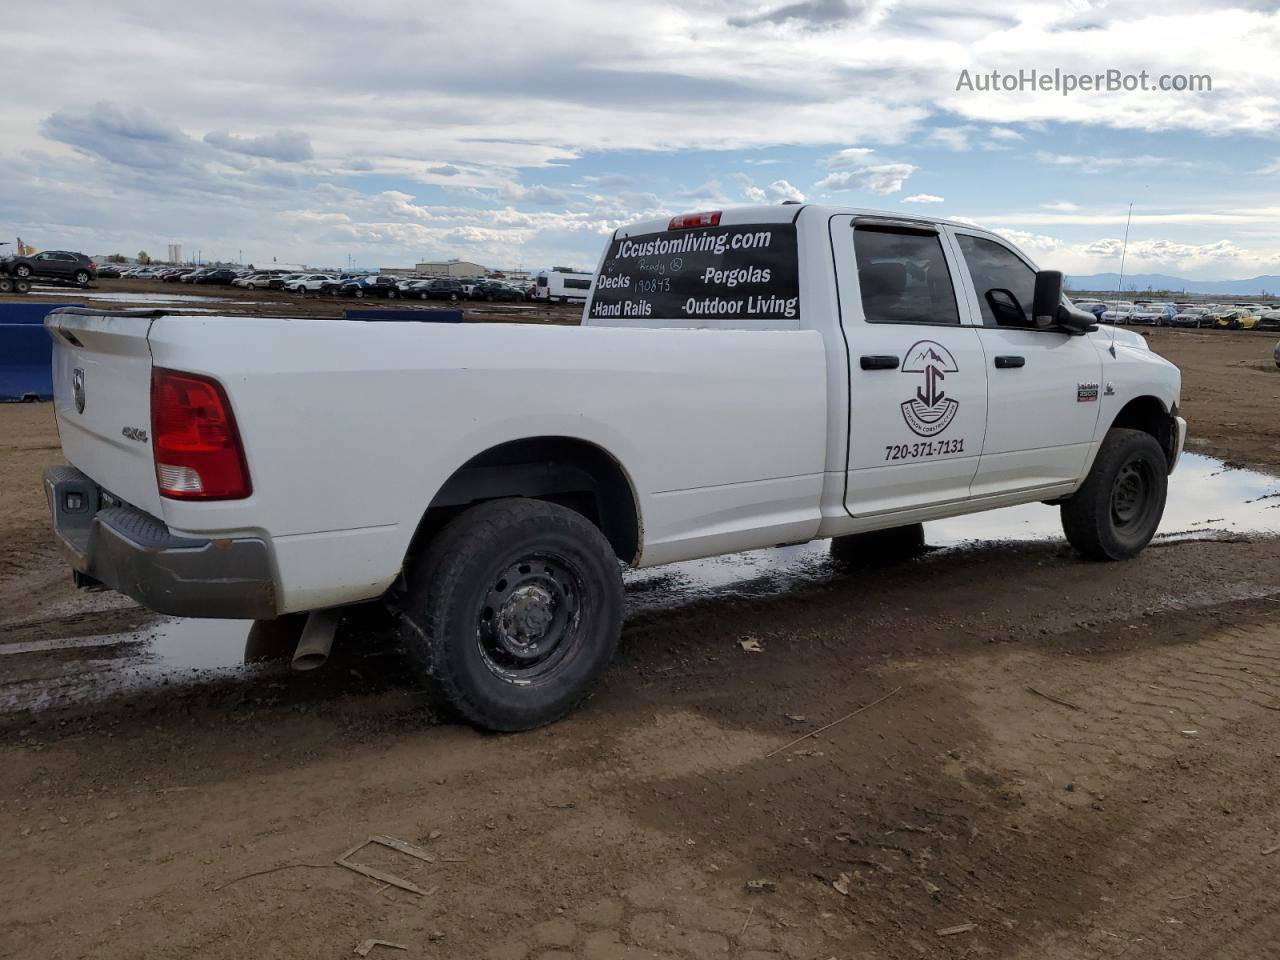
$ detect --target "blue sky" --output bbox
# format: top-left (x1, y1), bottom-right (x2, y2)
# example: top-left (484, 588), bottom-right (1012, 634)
top-left (2, 0), bottom-right (1279, 278)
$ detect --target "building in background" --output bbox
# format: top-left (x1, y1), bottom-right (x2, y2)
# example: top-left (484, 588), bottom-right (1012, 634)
top-left (414, 259), bottom-right (487, 278)
top-left (167, 243), bottom-right (183, 263)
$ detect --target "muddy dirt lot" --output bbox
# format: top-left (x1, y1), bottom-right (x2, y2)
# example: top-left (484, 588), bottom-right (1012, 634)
top-left (2, 324), bottom-right (1279, 960)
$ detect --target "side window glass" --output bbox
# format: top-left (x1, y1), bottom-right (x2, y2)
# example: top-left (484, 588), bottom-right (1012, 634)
top-left (956, 234), bottom-right (1036, 328)
top-left (853, 228), bottom-right (959, 325)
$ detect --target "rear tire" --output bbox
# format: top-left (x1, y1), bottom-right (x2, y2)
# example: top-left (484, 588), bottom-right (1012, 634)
top-left (399, 498), bottom-right (623, 731)
top-left (830, 523), bottom-right (925, 568)
top-left (1061, 428), bottom-right (1167, 561)
top-left (74, 270), bottom-right (90, 285)
top-left (14, 279), bottom-right (30, 294)
top-left (0, 278), bottom-right (11, 293)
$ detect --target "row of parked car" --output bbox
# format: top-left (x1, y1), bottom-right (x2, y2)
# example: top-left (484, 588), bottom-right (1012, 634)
top-left (261, 273), bottom-right (530, 302)
top-left (1071, 298), bottom-right (1280, 331)
top-left (100, 265), bottom-right (535, 303)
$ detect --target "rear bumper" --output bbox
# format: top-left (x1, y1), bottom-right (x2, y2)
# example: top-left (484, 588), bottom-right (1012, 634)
top-left (44, 465), bottom-right (277, 619)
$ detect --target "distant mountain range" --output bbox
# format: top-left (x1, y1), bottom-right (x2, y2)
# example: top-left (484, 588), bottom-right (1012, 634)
top-left (1066, 273), bottom-right (1280, 295)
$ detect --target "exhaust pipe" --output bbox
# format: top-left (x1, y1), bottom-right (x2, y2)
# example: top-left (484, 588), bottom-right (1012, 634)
top-left (290, 609), bottom-right (341, 671)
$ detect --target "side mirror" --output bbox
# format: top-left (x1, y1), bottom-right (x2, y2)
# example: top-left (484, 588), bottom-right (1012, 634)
top-left (1032, 270), bottom-right (1063, 328)
top-left (985, 288), bottom-right (1026, 327)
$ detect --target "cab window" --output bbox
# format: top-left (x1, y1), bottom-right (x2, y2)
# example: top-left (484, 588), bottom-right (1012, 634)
top-left (853, 227), bottom-right (959, 325)
top-left (956, 234), bottom-right (1036, 328)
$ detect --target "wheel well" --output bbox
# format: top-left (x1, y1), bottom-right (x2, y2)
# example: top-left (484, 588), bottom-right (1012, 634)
top-left (1111, 396), bottom-right (1175, 467)
top-left (409, 437), bottom-right (641, 565)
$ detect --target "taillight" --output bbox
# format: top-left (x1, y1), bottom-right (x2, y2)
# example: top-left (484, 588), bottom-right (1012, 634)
top-left (668, 211), bottom-right (721, 230)
top-left (150, 368), bottom-right (251, 500)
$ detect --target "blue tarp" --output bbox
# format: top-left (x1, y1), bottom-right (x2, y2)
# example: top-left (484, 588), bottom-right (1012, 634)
top-left (343, 307), bottom-right (464, 323)
top-left (0, 303), bottom-right (79, 401)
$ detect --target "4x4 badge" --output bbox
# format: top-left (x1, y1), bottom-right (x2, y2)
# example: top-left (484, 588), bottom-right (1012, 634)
top-left (900, 340), bottom-right (959, 437)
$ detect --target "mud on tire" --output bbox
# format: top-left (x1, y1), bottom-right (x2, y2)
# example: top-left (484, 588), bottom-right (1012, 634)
top-left (1061, 427), bottom-right (1168, 561)
top-left (399, 497), bottom-right (623, 731)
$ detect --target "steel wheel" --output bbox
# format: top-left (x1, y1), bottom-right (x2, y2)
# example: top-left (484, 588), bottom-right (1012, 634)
top-left (476, 553), bottom-right (585, 685)
top-left (1111, 458), bottom-right (1152, 529)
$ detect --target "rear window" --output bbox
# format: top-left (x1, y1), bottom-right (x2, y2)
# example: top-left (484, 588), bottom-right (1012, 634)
top-left (589, 223), bottom-right (799, 322)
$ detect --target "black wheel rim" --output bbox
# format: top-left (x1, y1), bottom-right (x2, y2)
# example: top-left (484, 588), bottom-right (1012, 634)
top-left (475, 553), bottom-right (585, 685)
top-left (1111, 457), bottom-right (1153, 529)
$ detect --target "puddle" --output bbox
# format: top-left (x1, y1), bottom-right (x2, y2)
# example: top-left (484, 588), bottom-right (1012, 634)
top-left (2, 452), bottom-right (1276, 714)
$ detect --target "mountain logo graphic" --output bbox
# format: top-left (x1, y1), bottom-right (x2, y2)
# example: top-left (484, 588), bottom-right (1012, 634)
top-left (899, 340), bottom-right (960, 437)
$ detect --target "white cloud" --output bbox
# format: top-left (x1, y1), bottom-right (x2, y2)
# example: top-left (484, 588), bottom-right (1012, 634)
top-left (902, 193), bottom-right (945, 203)
top-left (823, 147), bottom-right (877, 169)
top-left (1041, 201), bottom-right (1080, 211)
top-left (743, 178), bottom-right (806, 203)
top-left (817, 162), bottom-right (916, 194)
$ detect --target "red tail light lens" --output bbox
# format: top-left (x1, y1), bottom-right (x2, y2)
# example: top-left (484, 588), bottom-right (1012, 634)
top-left (150, 368), bottom-right (251, 500)
top-left (668, 211), bottom-right (722, 230)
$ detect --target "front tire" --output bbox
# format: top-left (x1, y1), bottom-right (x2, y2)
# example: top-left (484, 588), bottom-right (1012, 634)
top-left (14, 264), bottom-right (32, 278)
top-left (1061, 428), bottom-right (1167, 560)
top-left (399, 498), bottom-right (623, 731)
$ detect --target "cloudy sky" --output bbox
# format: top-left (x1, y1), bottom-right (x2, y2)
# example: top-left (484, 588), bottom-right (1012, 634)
top-left (3, 0), bottom-right (1280, 278)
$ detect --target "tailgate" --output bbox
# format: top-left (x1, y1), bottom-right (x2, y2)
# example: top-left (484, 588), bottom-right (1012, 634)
top-left (46, 308), bottom-right (164, 516)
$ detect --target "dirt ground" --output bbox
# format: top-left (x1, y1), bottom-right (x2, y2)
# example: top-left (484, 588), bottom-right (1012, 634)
top-left (2, 321), bottom-right (1279, 960)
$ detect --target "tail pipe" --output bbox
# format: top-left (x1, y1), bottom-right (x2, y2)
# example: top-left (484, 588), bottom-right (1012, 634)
top-left (291, 609), bottom-right (341, 671)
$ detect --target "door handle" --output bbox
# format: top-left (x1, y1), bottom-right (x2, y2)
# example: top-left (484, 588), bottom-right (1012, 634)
top-left (860, 355), bottom-right (900, 370)
top-left (994, 355), bottom-right (1025, 369)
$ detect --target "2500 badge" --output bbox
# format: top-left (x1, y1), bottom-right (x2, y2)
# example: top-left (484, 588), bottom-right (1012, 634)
top-left (884, 438), bottom-right (965, 461)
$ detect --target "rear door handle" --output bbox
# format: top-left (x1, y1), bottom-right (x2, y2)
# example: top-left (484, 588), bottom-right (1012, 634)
top-left (994, 355), bottom-right (1025, 369)
top-left (860, 355), bottom-right (900, 370)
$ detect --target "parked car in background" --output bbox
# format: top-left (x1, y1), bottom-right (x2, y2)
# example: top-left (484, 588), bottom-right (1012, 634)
top-left (472, 280), bottom-right (523, 302)
top-left (96, 265), bottom-right (122, 279)
top-left (1130, 302), bottom-right (1177, 326)
top-left (194, 269), bottom-right (239, 286)
top-left (1101, 302), bottom-right (1135, 324)
top-left (397, 279), bottom-right (433, 299)
top-left (157, 268), bottom-right (189, 281)
top-left (338, 276), bottom-right (400, 298)
top-left (2, 250), bottom-right (96, 286)
top-left (285, 274), bottom-right (338, 294)
top-left (1171, 306), bottom-right (1211, 328)
top-left (1213, 308), bottom-right (1259, 330)
top-left (234, 273), bottom-right (273, 289)
top-left (1071, 299), bottom-right (1107, 320)
top-left (420, 278), bottom-right (465, 302)
top-left (268, 273), bottom-right (304, 290)
top-left (1256, 309), bottom-right (1280, 331)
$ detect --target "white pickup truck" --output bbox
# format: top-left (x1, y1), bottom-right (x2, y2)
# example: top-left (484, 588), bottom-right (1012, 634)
top-left (43, 204), bottom-right (1184, 730)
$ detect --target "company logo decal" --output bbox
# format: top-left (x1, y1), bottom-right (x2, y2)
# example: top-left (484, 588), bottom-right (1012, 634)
top-left (1077, 383), bottom-right (1100, 402)
top-left (900, 340), bottom-right (959, 437)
